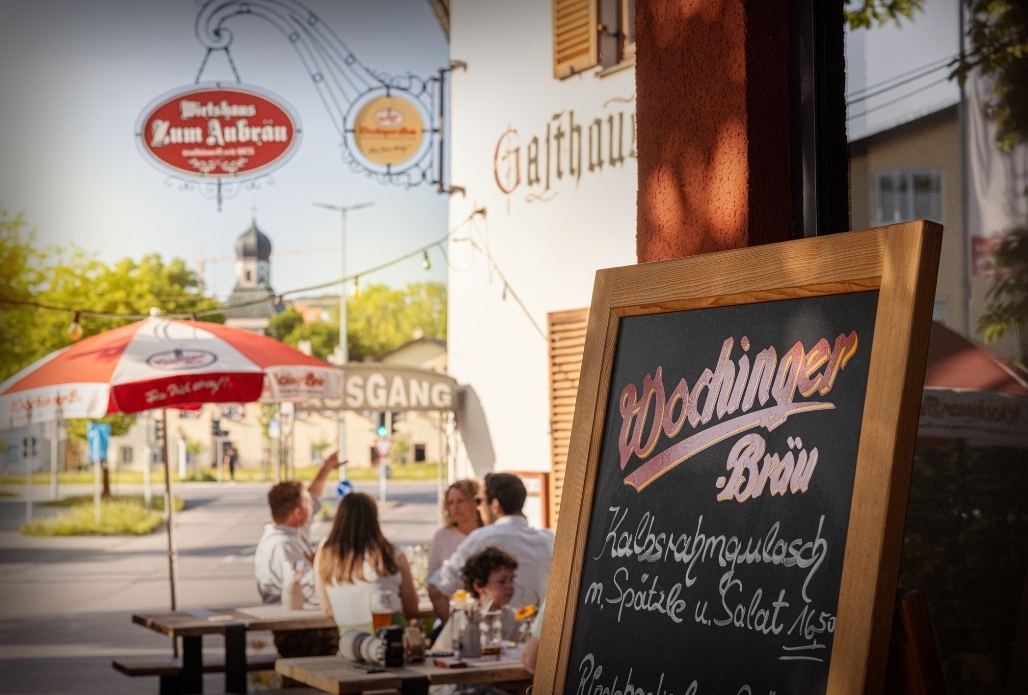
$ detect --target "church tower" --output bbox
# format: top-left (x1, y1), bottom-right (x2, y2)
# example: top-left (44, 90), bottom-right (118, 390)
top-left (223, 220), bottom-right (279, 332)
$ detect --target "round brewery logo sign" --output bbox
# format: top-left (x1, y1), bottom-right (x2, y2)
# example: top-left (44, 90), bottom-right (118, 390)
top-left (352, 95), bottom-right (424, 166)
top-left (137, 84), bottom-right (301, 178)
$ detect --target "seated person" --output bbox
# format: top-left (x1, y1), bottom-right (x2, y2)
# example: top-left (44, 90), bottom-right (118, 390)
top-left (428, 479), bottom-right (484, 579)
top-left (433, 546), bottom-right (520, 651)
top-left (428, 473), bottom-right (554, 623)
top-left (254, 451), bottom-right (342, 604)
top-left (253, 451), bottom-right (342, 657)
top-left (314, 491), bottom-right (420, 635)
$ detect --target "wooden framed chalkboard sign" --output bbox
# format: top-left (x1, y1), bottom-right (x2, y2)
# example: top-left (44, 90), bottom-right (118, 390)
top-left (535, 222), bottom-right (942, 695)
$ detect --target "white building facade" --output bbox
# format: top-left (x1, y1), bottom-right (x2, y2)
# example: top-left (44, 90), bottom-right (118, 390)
top-left (446, 0), bottom-right (638, 479)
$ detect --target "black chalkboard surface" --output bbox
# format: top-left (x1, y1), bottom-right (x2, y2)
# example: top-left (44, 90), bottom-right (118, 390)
top-left (564, 291), bottom-right (879, 695)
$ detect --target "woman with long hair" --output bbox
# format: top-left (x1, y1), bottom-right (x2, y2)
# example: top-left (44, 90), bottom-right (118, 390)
top-left (314, 492), bottom-right (420, 633)
top-left (427, 479), bottom-right (485, 579)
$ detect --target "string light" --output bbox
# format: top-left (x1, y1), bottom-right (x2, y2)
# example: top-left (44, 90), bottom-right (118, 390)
top-left (422, 251), bottom-right (431, 270)
top-left (67, 312), bottom-right (83, 341)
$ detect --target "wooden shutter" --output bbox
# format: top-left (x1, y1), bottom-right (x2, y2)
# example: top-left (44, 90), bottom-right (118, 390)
top-left (547, 307), bottom-right (590, 527)
top-left (553, 0), bottom-right (598, 79)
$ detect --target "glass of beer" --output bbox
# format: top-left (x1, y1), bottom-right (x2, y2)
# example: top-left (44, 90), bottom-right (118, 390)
top-left (370, 589), bottom-right (395, 630)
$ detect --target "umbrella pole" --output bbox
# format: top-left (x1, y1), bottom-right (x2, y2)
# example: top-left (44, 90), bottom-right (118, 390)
top-left (161, 409), bottom-right (180, 623)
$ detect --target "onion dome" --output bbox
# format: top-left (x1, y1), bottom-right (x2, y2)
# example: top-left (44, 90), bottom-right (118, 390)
top-left (235, 222), bottom-right (272, 261)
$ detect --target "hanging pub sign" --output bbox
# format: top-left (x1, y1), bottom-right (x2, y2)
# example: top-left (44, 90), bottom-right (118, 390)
top-left (136, 83), bottom-right (301, 181)
top-left (351, 94), bottom-right (426, 166)
top-left (533, 223), bottom-right (942, 695)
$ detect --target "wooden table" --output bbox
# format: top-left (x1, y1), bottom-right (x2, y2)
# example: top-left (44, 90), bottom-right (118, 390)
top-left (133, 601), bottom-right (438, 694)
top-left (276, 655), bottom-right (532, 695)
top-left (133, 606), bottom-right (337, 694)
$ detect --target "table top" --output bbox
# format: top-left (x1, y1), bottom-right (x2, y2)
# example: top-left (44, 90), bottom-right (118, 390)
top-left (276, 655), bottom-right (532, 695)
top-left (133, 606), bottom-right (337, 637)
top-left (133, 600), bottom-right (437, 638)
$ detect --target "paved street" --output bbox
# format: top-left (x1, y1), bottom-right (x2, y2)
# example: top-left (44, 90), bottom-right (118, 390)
top-left (0, 480), bottom-right (440, 695)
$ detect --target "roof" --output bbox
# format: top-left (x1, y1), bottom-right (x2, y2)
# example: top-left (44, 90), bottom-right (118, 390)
top-left (222, 287), bottom-right (279, 320)
top-left (849, 104), bottom-right (958, 156)
top-left (924, 321), bottom-right (1028, 396)
top-left (236, 221), bottom-right (272, 261)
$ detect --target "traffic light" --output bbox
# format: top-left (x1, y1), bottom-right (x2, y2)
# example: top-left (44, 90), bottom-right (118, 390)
top-left (211, 418), bottom-right (222, 437)
top-left (153, 419), bottom-right (165, 443)
top-left (376, 412), bottom-right (387, 438)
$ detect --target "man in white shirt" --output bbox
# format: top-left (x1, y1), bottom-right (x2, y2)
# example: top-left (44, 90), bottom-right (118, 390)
top-left (428, 473), bottom-right (555, 620)
top-left (254, 452), bottom-right (343, 658)
top-left (254, 452), bottom-right (343, 603)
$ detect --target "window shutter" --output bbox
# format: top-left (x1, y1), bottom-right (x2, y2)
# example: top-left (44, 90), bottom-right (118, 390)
top-left (553, 0), bottom-right (598, 79)
top-left (547, 308), bottom-right (590, 527)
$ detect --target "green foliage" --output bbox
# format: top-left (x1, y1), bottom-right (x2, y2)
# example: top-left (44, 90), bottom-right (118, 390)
top-left (347, 282), bottom-right (447, 361)
top-left (42, 493), bottom-right (184, 512)
top-left (65, 413), bottom-right (137, 441)
top-left (20, 497), bottom-right (165, 536)
top-left (267, 308), bottom-right (340, 360)
top-left (267, 283), bottom-right (446, 362)
top-left (977, 228), bottom-right (1027, 343)
top-left (956, 0), bottom-right (1028, 150)
top-left (844, 0), bottom-right (923, 30)
top-left (0, 208), bottom-right (223, 383)
top-left (0, 209), bottom-right (47, 382)
top-left (900, 442), bottom-right (1028, 690)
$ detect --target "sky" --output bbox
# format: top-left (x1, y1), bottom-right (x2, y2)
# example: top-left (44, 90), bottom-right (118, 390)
top-left (0, 0), bottom-right (450, 300)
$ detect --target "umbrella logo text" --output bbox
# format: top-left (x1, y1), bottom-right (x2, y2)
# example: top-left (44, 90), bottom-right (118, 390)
top-left (146, 349), bottom-right (219, 371)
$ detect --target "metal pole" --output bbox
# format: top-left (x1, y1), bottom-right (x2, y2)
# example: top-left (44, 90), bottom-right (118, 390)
top-left (162, 409), bottom-right (179, 612)
top-left (338, 207), bottom-right (348, 483)
top-left (437, 411), bottom-right (444, 525)
top-left (93, 449), bottom-right (100, 524)
top-left (143, 445), bottom-right (152, 510)
top-left (50, 420), bottom-right (59, 501)
top-left (959, 0), bottom-right (972, 338)
top-left (26, 443), bottom-right (33, 524)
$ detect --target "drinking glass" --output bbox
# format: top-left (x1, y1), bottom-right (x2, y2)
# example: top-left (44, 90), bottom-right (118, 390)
top-left (479, 610), bottom-right (502, 658)
top-left (370, 589), bottom-right (395, 630)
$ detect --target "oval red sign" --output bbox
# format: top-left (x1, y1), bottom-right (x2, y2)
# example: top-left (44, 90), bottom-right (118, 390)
top-left (138, 85), bottom-right (300, 178)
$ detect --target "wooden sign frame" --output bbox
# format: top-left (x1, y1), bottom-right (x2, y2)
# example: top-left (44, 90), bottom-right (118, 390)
top-left (534, 222), bottom-right (942, 695)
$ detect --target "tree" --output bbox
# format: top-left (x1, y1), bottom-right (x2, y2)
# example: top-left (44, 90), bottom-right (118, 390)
top-left (844, 0), bottom-right (924, 30)
top-left (978, 228), bottom-right (1027, 345)
top-left (269, 283), bottom-right (447, 362)
top-left (347, 282), bottom-right (446, 361)
top-left (0, 209), bottom-right (222, 382)
top-left (268, 308), bottom-right (339, 361)
top-left (0, 209), bottom-right (47, 383)
top-left (956, 1), bottom-right (1028, 152)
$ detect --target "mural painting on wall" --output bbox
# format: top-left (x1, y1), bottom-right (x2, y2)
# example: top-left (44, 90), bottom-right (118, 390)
top-left (493, 96), bottom-right (636, 205)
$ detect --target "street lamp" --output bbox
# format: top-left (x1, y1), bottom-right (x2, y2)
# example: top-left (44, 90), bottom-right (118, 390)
top-left (314, 200), bottom-right (374, 482)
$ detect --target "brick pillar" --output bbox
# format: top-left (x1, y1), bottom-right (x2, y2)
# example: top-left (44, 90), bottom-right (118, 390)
top-left (636, 0), bottom-right (794, 262)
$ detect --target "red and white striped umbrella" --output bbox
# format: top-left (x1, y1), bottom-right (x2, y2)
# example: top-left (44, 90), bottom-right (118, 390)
top-left (0, 317), bottom-right (341, 429)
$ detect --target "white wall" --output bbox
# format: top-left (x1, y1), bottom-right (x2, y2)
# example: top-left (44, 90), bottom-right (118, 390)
top-left (447, 0), bottom-right (637, 474)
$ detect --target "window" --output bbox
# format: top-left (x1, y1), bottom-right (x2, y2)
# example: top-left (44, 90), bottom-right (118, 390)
top-left (120, 447), bottom-right (134, 465)
top-left (311, 446), bottom-right (323, 464)
top-left (414, 443), bottom-right (426, 463)
top-left (554, 0), bottom-right (635, 79)
top-left (873, 171), bottom-right (943, 226)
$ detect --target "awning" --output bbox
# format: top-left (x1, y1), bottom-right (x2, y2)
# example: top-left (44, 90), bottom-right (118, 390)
top-left (918, 321), bottom-right (1028, 447)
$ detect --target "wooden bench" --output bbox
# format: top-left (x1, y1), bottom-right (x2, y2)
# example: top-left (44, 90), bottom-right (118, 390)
top-left (112, 653), bottom-right (279, 694)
